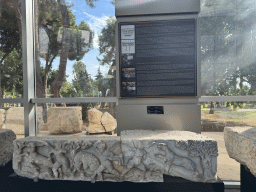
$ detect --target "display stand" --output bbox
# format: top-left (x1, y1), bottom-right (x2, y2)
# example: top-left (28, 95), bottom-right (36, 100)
top-left (1, 161), bottom-right (224, 192)
top-left (241, 164), bottom-right (256, 192)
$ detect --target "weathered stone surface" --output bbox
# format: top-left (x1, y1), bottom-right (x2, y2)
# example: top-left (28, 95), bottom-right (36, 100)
top-left (224, 126), bottom-right (256, 177)
top-left (0, 129), bottom-right (16, 166)
top-left (5, 107), bottom-right (44, 134)
top-left (5, 107), bottom-right (24, 134)
top-left (101, 112), bottom-right (117, 132)
top-left (86, 108), bottom-right (105, 133)
top-left (0, 109), bottom-right (5, 128)
top-left (37, 107), bottom-right (44, 132)
top-left (13, 135), bottom-right (161, 182)
top-left (121, 130), bottom-right (218, 183)
top-left (47, 107), bottom-right (82, 134)
top-left (13, 130), bottom-right (218, 183)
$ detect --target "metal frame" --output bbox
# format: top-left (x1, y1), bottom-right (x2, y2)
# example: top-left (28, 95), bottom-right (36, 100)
top-left (30, 97), bottom-right (118, 104)
top-left (0, 0), bottom-right (250, 188)
top-left (21, 0), bottom-right (36, 137)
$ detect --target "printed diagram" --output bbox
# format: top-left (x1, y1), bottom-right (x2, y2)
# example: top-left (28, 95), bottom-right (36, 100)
top-left (121, 25), bottom-right (135, 40)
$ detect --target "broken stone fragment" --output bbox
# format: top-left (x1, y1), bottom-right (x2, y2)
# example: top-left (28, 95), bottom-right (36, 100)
top-left (0, 129), bottom-right (16, 166)
top-left (101, 112), bottom-right (117, 132)
top-left (224, 126), bottom-right (256, 177)
top-left (47, 107), bottom-right (82, 134)
top-left (86, 108), bottom-right (105, 133)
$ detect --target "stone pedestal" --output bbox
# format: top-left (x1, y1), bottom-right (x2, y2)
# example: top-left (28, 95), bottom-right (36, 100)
top-left (13, 130), bottom-right (218, 183)
top-left (224, 126), bottom-right (256, 177)
top-left (0, 129), bottom-right (16, 166)
top-left (46, 107), bottom-right (83, 134)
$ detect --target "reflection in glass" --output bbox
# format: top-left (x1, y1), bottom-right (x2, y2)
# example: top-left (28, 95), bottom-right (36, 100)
top-left (36, 0), bottom-right (116, 101)
top-left (201, 101), bottom-right (256, 129)
top-left (199, 0), bottom-right (256, 96)
top-left (0, 1), bottom-right (23, 100)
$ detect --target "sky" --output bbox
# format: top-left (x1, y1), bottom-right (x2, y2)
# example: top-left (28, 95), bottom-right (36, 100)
top-left (42, 0), bottom-right (115, 83)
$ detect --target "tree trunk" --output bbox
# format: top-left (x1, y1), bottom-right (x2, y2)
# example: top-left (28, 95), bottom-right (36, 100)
top-left (50, 0), bottom-right (70, 103)
top-left (209, 102), bottom-right (215, 114)
top-left (11, 0), bottom-right (22, 42)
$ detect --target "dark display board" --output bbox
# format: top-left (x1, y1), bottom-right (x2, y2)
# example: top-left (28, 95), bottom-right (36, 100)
top-left (119, 19), bottom-right (197, 98)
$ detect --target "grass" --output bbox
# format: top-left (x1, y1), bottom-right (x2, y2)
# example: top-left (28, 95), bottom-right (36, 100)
top-left (201, 109), bottom-right (256, 127)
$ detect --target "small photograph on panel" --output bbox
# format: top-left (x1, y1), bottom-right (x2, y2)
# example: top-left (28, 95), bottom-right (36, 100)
top-left (121, 82), bottom-right (136, 96)
top-left (122, 68), bottom-right (135, 81)
top-left (121, 54), bottom-right (135, 68)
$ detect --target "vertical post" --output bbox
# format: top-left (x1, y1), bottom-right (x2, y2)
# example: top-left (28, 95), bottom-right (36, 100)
top-left (21, 0), bottom-right (36, 137)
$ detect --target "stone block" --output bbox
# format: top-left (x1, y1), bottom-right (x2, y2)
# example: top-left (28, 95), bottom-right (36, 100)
top-left (224, 126), bottom-right (256, 177)
top-left (5, 107), bottom-right (24, 134)
top-left (5, 107), bottom-right (44, 135)
top-left (86, 108), bottom-right (105, 133)
top-left (101, 112), bottom-right (117, 132)
top-left (47, 107), bottom-right (82, 134)
top-left (0, 129), bottom-right (16, 166)
top-left (13, 130), bottom-right (219, 183)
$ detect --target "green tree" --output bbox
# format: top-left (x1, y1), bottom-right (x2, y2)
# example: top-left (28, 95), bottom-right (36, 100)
top-left (97, 15), bottom-right (116, 114)
top-left (72, 61), bottom-right (92, 97)
top-left (0, 1), bottom-right (21, 98)
top-left (0, 48), bottom-right (23, 96)
top-left (94, 67), bottom-right (109, 108)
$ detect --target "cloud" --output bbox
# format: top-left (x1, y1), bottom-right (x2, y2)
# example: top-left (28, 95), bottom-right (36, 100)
top-left (83, 12), bottom-right (110, 49)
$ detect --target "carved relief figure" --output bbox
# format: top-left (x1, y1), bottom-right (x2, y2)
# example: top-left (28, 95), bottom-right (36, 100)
top-left (120, 141), bottom-right (147, 179)
top-left (13, 141), bottom-right (27, 172)
top-left (156, 143), bottom-right (196, 171)
top-left (72, 151), bottom-right (100, 178)
top-left (45, 142), bottom-right (71, 178)
top-left (23, 142), bottom-right (54, 179)
top-left (91, 140), bottom-right (121, 181)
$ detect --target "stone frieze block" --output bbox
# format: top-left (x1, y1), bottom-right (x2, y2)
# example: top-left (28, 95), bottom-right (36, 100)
top-left (224, 126), bottom-right (256, 177)
top-left (13, 130), bottom-right (218, 182)
top-left (0, 129), bottom-right (16, 166)
top-left (121, 130), bottom-right (218, 183)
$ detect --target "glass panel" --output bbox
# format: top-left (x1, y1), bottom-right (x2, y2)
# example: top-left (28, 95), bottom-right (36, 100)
top-left (200, 1), bottom-right (256, 96)
top-left (36, 0), bottom-right (116, 99)
top-left (201, 101), bottom-right (256, 128)
top-left (0, 0), bottom-right (23, 99)
top-left (36, 102), bottom-right (118, 137)
top-left (201, 101), bottom-right (256, 182)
